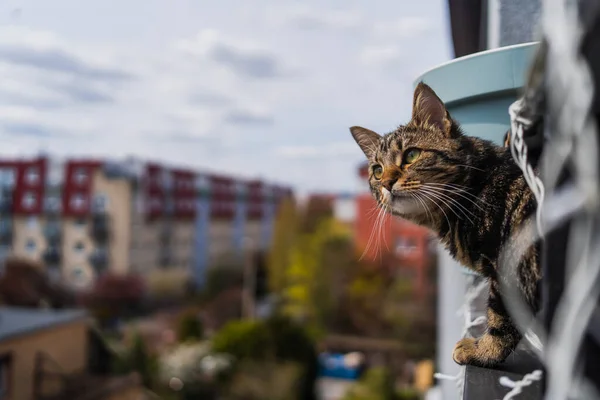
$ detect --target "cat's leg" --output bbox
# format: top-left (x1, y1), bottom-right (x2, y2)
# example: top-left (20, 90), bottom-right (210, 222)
top-left (452, 279), bottom-right (522, 367)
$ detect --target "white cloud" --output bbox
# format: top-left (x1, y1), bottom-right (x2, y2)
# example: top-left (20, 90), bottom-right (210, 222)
top-left (266, 5), bottom-right (363, 31)
top-left (175, 29), bottom-right (289, 79)
top-left (373, 16), bottom-right (433, 38)
top-left (273, 142), bottom-right (360, 159)
top-left (0, 0), bottom-right (451, 193)
top-left (360, 45), bottom-right (404, 66)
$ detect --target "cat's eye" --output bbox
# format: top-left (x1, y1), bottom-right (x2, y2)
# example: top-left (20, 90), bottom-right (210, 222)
top-left (372, 165), bottom-right (383, 180)
top-left (404, 149), bottom-right (422, 164)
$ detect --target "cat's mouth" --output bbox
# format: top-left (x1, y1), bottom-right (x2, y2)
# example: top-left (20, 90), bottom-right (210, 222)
top-left (380, 188), bottom-right (422, 215)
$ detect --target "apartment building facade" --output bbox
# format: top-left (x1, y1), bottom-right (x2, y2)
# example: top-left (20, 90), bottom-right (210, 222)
top-left (0, 155), bottom-right (292, 290)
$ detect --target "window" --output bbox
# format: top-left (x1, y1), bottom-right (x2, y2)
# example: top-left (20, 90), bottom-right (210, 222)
top-left (93, 194), bottom-right (108, 211)
top-left (0, 353), bottom-right (12, 399)
top-left (196, 175), bottom-right (209, 190)
top-left (0, 169), bottom-right (15, 188)
top-left (161, 170), bottom-right (172, 189)
top-left (73, 241), bottom-right (85, 253)
top-left (73, 167), bottom-right (88, 185)
top-left (25, 166), bottom-right (40, 185)
top-left (45, 195), bottom-right (61, 212)
top-left (70, 267), bottom-right (87, 286)
top-left (22, 192), bottom-right (37, 209)
top-left (26, 216), bottom-right (38, 230)
top-left (25, 239), bottom-right (36, 254)
top-left (70, 193), bottom-right (87, 210)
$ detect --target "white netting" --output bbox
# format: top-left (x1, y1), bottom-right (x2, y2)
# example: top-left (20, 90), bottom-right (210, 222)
top-left (499, 0), bottom-right (600, 398)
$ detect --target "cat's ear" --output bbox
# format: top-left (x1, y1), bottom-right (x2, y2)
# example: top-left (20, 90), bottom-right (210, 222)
top-left (350, 126), bottom-right (381, 159)
top-left (411, 82), bottom-right (452, 136)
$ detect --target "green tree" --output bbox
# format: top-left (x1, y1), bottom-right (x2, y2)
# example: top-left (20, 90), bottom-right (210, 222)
top-left (117, 332), bottom-right (159, 388)
top-left (211, 316), bottom-right (318, 400)
top-left (177, 312), bottom-right (204, 342)
top-left (342, 367), bottom-right (400, 400)
top-left (267, 197), bottom-right (299, 294)
top-left (283, 217), bottom-right (352, 333)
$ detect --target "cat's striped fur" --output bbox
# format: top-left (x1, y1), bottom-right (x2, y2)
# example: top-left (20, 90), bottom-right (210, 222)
top-left (350, 82), bottom-right (541, 367)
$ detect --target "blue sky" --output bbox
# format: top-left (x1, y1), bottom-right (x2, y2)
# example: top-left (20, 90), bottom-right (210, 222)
top-left (0, 0), bottom-right (452, 193)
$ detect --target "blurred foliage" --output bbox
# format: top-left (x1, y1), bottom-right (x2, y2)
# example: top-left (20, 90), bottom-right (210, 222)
top-left (112, 331), bottom-right (159, 389)
top-left (145, 268), bottom-right (192, 299)
top-left (176, 311), bottom-right (204, 342)
top-left (212, 319), bottom-right (270, 359)
top-left (222, 360), bottom-right (301, 400)
top-left (283, 216), bottom-right (353, 334)
top-left (342, 367), bottom-right (402, 400)
top-left (211, 315), bottom-right (318, 400)
top-left (0, 257), bottom-right (75, 308)
top-left (80, 273), bottom-right (146, 327)
top-left (268, 197), bottom-right (298, 294)
top-left (265, 194), bottom-right (436, 365)
top-left (202, 262), bottom-right (244, 301)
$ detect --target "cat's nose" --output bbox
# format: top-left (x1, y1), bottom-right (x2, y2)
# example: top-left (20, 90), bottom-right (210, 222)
top-left (382, 179), bottom-right (395, 192)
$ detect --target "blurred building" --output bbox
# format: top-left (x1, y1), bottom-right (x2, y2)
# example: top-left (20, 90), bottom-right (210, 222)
top-left (355, 162), bottom-right (433, 299)
top-left (0, 155), bottom-right (292, 290)
top-left (0, 306), bottom-right (143, 399)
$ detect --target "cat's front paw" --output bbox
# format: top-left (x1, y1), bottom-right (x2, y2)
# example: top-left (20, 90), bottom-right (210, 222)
top-left (452, 338), bottom-right (478, 365)
top-left (452, 335), bottom-right (512, 367)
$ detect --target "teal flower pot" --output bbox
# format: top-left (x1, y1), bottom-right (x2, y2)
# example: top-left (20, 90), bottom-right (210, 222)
top-left (415, 42), bottom-right (539, 145)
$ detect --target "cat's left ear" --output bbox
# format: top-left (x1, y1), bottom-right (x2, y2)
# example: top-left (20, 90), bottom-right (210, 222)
top-left (350, 126), bottom-right (381, 159)
top-left (411, 82), bottom-right (453, 136)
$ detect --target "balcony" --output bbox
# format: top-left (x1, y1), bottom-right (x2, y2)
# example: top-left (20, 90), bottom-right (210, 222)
top-left (160, 223), bottom-right (172, 244)
top-left (159, 248), bottom-right (171, 268)
top-left (89, 248), bottom-right (109, 272)
top-left (0, 195), bottom-right (12, 214)
top-left (0, 221), bottom-right (13, 244)
top-left (44, 223), bottom-right (62, 246)
top-left (90, 215), bottom-right (110, 243)
top-left (164, 197), bottom-right (175, 215)
top-left (44, 196), bottom-right (62, 215)
top-left (43, 246), bottom-right (61, 266)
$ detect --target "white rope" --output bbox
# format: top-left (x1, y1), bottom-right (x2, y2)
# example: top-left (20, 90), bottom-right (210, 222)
top-left (539, 0), bottom-right (600, 397)
top-left (500, 370), bottom-right (544, 400)
top-left (508, 99), bottom-right (545, 235)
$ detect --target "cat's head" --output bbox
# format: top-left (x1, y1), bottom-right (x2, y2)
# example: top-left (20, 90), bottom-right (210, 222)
top-left (350, 82), bottom-right (466, 221)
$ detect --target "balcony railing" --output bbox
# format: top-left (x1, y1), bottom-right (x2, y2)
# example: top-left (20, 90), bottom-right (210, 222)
top-left (89, 249), bottom-right (109, 272)
top-left (159, 249), bottom-right (171, 267)
top-left (90, 215), bottom-right (110, 243)
top-left (0, 222), bottom-right (12, 243)
top-left (160, 222), bottom-right (172, 244)
top-left (0, 196), bottom-right (12, 214)
top-left (43, 247), bottom-right (61, 266)
top-left (44, 224), bottom-right (61, 246)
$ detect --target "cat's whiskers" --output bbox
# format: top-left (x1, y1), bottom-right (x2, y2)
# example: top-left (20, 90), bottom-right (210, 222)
top-left (424, 182), bottom-right (497, 209)
top-left (421, 187), bottom-right (478, 222)
top-left (360, 203), bottom-right (382, 261)
top-left (409, 191), bottom-right (433, 225)
top-left (422, 184), bottom-right (489, 213)
top-left (374, 201), bottom-right (388, 261)
top-left (455, 164), bottom-right (486, 172)
top-left (417, 190), bottom-right (452, 229)
top-left (360, 199), bottom-right (388, 261)
top-left (418, 187), bottom-right (476, 225)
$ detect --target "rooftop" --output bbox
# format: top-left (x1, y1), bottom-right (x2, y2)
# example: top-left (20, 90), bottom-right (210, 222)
top-left (0, 307), bottom-right (88, 343)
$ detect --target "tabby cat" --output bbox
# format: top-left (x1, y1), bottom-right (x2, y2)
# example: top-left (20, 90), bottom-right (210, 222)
top-left (350, 82), bottom-right (540, 367)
